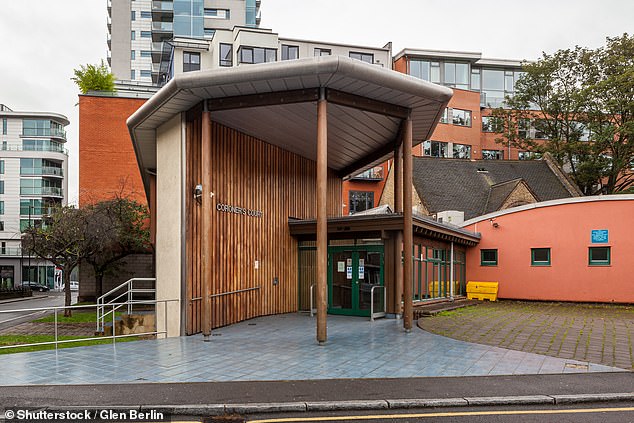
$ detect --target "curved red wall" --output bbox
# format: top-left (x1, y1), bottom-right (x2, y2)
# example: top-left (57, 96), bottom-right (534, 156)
top-left (463, 198), bottom-right (634, 303)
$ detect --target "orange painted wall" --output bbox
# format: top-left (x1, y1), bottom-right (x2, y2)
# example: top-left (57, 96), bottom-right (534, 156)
top-left (341, 162), bottom-right (389, 214)
top-left (463, 198), bottom-right (634, 303)
top-left (78, 95), bottom-right (147, 206)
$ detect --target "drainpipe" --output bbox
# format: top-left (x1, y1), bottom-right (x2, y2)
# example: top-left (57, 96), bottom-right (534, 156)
top-left (450, 241), bottom-right (454, 301)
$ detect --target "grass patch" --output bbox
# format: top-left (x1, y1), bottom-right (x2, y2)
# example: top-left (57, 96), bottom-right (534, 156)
top-left (0, 334), bottom-right (145, 354)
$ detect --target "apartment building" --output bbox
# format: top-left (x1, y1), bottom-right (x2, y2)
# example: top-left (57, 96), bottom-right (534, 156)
top-left (107, 0), bottom-right (261, 85)
top-left (0, 105), bottom-right (69, 289)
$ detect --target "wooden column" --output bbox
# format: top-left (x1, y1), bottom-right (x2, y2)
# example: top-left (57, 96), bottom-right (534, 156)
top-left (316, 89), bottom-right (328, 344)
top-left (393, 144), bottom-right (403, 316)
top-left (201, 107), bottom-right (213, 340)
top-left (402, 115), bottom-right (413, 331)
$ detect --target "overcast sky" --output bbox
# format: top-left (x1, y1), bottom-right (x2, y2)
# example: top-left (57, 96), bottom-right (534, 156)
top-left (1, 0), bottom-right (632, 205)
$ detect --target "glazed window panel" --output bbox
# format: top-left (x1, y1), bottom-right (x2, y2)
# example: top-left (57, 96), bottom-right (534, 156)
top-left (349, 191), bottom-right (374, 215)
top-left (453, 144), bottom-right (471, 159)
top-left (219, 43), bottom-right (233, 67)
top-left (531, 248), bottom-right (551, 266)
top-left (589, 247), bottom-right (610, 266)
top-left (480, 249), bottom-right (498, 266)
top-left (452, 109), bottom-right (471, 127)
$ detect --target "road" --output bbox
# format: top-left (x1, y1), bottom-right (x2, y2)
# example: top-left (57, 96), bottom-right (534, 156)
top-left (0, 291), bottom-right (77, 331)
top-left (245, 403), bottom-right (634, 423)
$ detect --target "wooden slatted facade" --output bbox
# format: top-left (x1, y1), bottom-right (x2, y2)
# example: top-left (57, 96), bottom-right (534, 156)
top-left (185, 111), bottom-right (342, 335)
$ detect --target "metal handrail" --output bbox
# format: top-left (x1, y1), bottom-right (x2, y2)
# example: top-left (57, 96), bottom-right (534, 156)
top-left (309, 283), bottom-right (317, 317)
top-left (0, 299), bottom-right (178, 351)
top-left (96, 277), bottom-right (156, 333)
top-left (370, 285), bottom-right (386, 321)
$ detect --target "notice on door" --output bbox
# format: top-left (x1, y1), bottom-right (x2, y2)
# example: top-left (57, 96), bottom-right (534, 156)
top-left (337, 261), bottom-right (345, 272)
top-left (346, 258), bottom-right (353, 279)
top-left (358, 258), bottom-right (365, 280)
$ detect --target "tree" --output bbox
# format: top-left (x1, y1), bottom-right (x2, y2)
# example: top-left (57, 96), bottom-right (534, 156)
top-left (83, 196), bottom-right (151, 298)
top-left (22, 207), bottom-right (93, 316)
top-left (71, 60), bottom-right (116, 94)
top-left (492, 34), bottom-right (634, 195)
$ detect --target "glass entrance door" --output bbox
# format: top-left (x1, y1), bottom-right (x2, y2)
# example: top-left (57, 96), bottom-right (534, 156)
top-left (328, 246), bottom-right (384, 317)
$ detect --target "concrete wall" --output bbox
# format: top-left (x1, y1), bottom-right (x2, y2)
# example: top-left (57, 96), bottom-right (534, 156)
top-left (155, 114), bottom-right (183, 337)
top-left (462, 196), bottom-right (634, 303)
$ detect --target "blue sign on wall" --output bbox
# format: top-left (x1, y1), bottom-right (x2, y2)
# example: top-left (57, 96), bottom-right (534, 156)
top-left (591, 229), bottom-right (609, 244)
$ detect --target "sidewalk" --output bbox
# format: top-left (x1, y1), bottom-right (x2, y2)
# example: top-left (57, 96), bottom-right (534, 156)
top-left (0, 313), bottom-right (622, 386)
top-left (418, 300), bottom-right (634, 370)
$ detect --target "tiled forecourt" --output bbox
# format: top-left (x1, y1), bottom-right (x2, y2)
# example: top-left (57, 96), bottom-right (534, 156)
top-left (0, 314), bottom-right (621, 385)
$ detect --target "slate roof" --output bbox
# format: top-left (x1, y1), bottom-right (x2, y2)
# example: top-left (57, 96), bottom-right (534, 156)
top-left (412, 158), bottom-right (578, 220)
top-left (484, 178), bottom-right (526, 214)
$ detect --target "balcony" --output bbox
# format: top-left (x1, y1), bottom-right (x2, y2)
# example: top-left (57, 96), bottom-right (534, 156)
top-left (20, 206), bottom-right (55, 216)
top-left (21, 167), bottom-right (64, 177)
top-left (3, 144), bottom-right (68, 155)
top-left (152, 1), bottom-right (174, 19)
top-left (22, 128), bottom-right (67, 140)
top-left (350, 166), bottom-right (384, 181)
top-left (20, 187), bottom-right (64, 198)
top-left (152, 21), bottom-right (173, 32)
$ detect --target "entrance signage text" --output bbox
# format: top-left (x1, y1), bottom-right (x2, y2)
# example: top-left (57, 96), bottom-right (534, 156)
top-left (216, 202), bottom-right (263, 218)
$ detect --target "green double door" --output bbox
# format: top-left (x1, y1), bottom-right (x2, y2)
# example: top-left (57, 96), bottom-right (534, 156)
top-left (328, 245), bottom-right (384, 317)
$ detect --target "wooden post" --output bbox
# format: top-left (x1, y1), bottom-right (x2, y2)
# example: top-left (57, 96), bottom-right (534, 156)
top-left (402, 114), bottom-right (413, 331)
top-left (201, 106), bottom-right (213, 341)
top-left (316, 88), bottom-right (328, 344)
top-left (393, 144), bottom-right (403, 316)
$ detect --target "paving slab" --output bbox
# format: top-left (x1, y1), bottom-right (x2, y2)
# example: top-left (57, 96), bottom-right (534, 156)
top-left (0, 313), bottom-right (623, 386)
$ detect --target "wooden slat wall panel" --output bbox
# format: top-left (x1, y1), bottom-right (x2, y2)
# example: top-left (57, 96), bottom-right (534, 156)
top-left (186, 116), bottom-right (342, 334)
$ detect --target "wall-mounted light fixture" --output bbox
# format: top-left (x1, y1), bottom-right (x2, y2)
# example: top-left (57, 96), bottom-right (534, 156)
top-left (490, 218), bottom-right (499, 228)
top-left (194, 184), bottom-right (203, 204)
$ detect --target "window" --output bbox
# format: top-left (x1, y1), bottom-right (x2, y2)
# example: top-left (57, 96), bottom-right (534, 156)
top-left (131, 10), bottom-right (136, 20)
top-left (423, 141), bottom-right (448, 158)
top-left (518, 119), bottom-right (530, 139)
top-left (0, 181), bottom-right (4, 195)
top-left (482, 116), bottom-right (503, 133)
top-left (430, 62), bottom-right (440, 83)
top-left (281, 45), bottom-right (299, 61)
top-left (453, 144), bottom-right (472, 159)
top-left (410, 59), bottom-right (430, 81)
top-left (589, 247), bottom-right (610, 266)
top-left (518, 151), bottom-right (541, 160)
top-left (349, 191), bottom-right (374, 214)
top-left (452, 109), bottom-right (472, 127)
top-left (2, 118), bottom-right (6, 135)
top-left (21, 199), bottom-right (45, 215)
top-left (140, 11), bottom-right (152, 18)
top-left (471, 68), bottom-right (481, 91)
top-left (534, 119), bottom-right (549, 139)
top-left (183, 51), bottom-right (201, 72)
top-left (131, 50), bottom-right (136, 60)
top-left (0, 160), bottom-right (4, 174)
top-left (131, 31), bottom-right (135, 40)
top-left (204, 8), bottom-right (230, 19)
top-left (349, 52), bottom-right (374, 64)
top-left (131, 69), bottom-right (135, 79)
top-left (220, 43), bottom-right (233, 67)
top-left (22, 119), bottom-right (64, 137)
top-left (238, 46), bottom-right (276, 64)
top-left (314, 48), bottom-right (331, 56)
top-left (140, 31), bottom-right (152, 38)
top-left (531, 248), bottom-right (551, 266)
top-left (204, 28), bottom-right (216, 38)
top-left (482, 149), bottom-right (503, 160)
top-left (140, 50), bottom-right (152, 58)
top-left (0, 201), bottom-right (4, 215)
top-left (440, 108), bottom-right (449, 124)
top-left (0, 222), bottom-right (4, 231)
top-left (140, 70), bottom-right (152, 78)
top-left (23, 139), bottom-right (64, 152)
top-left (443, 62), bottom-right (469, 90)
top-left (480, 249), bottom-right (498, 266)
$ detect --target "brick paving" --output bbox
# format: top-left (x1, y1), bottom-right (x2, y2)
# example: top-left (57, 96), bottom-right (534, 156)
top-left (418, 300), bottom-right (634, 370)
top-left (0, 322), bottom-right (95, 337)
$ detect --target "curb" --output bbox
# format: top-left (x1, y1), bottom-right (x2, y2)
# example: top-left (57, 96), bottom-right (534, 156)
top-left (19, 392), bottom-right (634, 416)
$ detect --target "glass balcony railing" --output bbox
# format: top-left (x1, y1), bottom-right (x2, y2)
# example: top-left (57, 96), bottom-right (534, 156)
top-left (1, 144), bottom-right (68, 155)
top-left (22, 128), bottom-right (67, 140)
top-left (20, 187), bottom-right (64, 197)
top-left (21, 167), bottom-right (64, 177)
top-left (20, 206), bottom-right (55, 216)
top-left (152, 21), bottom-right (173, 32)
top-left (0, 247), bottom-right (27, 257)
top-left (351, 167), bottom-right (384, 181)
